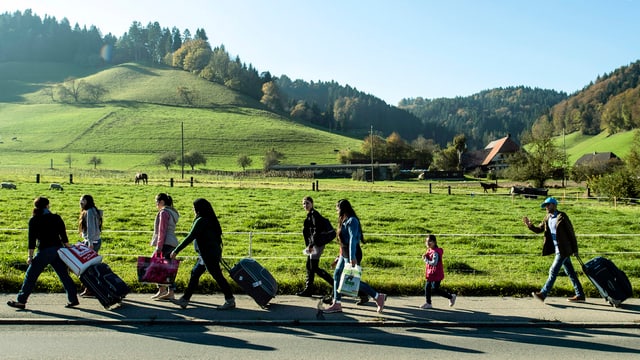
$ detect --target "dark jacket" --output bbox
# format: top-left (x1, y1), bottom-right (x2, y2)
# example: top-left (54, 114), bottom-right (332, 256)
top-left (527, 210), bottom-right (578, 257)
top-left (302, 209), bottom-right (326, 247)
top-left (28, 212), bottom-right (69, 250)
top-left (174, 216), bottom-right (223, 261)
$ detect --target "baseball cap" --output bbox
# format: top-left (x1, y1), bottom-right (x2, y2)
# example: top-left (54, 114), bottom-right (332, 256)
top-left (540, 197), bottom-right (558, 208)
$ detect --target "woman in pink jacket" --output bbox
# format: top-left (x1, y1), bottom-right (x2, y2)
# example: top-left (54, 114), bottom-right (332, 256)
top-left (150, 193), bottom-right (180, 301)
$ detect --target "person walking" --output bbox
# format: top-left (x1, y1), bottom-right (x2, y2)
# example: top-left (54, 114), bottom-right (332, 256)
top-left (420, 234), bottom-right (456, 309)
top-left (170, 198), bottom-right (235, 310)
top-left (7, 196), bottom-right (79, 309)
top-left (523, 197), bottom-right (586, 303)
top-left (296, 196), bottom-right (336, 297)
top-left (323, 199), bottom-right (386, 314)
top-left (150, 193), bottom-right (180, 301)
top-left (78, 194), bottom-right (103, 297)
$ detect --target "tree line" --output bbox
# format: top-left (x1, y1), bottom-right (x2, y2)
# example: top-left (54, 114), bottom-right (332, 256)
top-left (4, 9), bottom-right (640, 165)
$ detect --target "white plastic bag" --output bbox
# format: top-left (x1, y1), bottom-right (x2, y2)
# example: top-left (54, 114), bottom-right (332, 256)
top-left (338, 264), bottom-right (362, 297)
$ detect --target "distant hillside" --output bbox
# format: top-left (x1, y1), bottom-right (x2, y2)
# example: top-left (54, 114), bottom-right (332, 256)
top-left (543, 60), bottom-right (640, 136)
top-left (398, 87), bottom-right (567, 150)
top-left (557, 130), bottom-right (635, 165)
top-left (0, 62), bottom-right (363, 170)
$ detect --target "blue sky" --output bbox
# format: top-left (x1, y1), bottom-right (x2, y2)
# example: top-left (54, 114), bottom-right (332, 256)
top-left (3, 0), bottom-right (640, 105)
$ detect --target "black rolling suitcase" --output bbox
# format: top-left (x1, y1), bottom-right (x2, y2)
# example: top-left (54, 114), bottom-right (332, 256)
top-left (576, 254), bottom-right (633, 307)
top-left (80, 263), bottom-right (130, 309)
top-left (221, 258), bottom-right (277, 308)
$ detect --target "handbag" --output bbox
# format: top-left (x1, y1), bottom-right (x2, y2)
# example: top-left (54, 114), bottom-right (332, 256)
top-left (58, 242), bottom-right (103, 276)
top-left (137, 253), bottom-right (180, 284)
top-left (337, 263), bottom-right (362, 297)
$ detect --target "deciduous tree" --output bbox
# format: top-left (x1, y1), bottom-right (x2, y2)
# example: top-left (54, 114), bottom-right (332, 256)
top-left (237, 155), bottom-right (252, 171)
top-left (184, 151), bottom-right (206, 170)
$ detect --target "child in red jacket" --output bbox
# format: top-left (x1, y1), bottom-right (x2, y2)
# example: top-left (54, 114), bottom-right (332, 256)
top-left (421, 234), bottom-right (456, 309)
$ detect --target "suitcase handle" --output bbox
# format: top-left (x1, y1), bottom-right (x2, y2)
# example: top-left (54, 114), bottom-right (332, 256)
top-left (575, 253), bottom-right (584, 268)
top-left (220, 257), bottom-right (231, 272)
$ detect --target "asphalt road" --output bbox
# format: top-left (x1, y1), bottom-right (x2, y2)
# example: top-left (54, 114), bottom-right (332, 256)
top-left (1, 324), bottom-right (639, 360)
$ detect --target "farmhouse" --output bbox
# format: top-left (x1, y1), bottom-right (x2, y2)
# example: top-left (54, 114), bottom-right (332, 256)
top-left (574, 152), bottom-right (620, 166)
top-left (462, 134), bottom-right (521, 172)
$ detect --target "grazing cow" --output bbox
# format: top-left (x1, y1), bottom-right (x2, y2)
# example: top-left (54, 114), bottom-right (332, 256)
top-left (1, 182), bottom-right (17, 189)
top-left (49, 183), bottom-right (64, 191)
top-left (135, 173), bottom-right (148, 184)
top-left (417, 172), bottom-right (426, 180)
top-left (480, 182), bottom-right (498, 193)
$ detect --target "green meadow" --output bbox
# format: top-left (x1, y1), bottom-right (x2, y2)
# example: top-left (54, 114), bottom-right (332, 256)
top-left (1, 61), bottom-right (638, 299)
top-left (1, 179), bottom-right (638, 299)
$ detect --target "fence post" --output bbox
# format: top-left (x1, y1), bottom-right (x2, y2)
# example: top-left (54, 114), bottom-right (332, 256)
top-left (316, 180), bottom-right (319, 191)
top-left (448, 186), bottom-right (451, 195)
top-left (248, 232), bottom-right (253, 258)
top-left (69, 174), bottom-right (73, 184)
top-left (190, 177), bottom-right (194, 187)
top-left (312, 182), bottom-right (315, 191)
top-left (36, 174), bottom-right (40, 183)
top-left (429, 183), bottom-right (432, 194)
top-left (170, 178), bottom-right (174, 187)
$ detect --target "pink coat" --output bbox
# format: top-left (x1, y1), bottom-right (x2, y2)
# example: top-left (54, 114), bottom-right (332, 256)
top-left (425, 247), bottom-right (445, 282)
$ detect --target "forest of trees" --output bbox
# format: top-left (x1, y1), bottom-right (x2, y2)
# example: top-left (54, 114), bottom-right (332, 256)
top-left (3, 9), bottom-right (640, 154)
top-left (399, 87), bottom-right (568, 150)
top-left (542, 60), bottom-right (640, 136)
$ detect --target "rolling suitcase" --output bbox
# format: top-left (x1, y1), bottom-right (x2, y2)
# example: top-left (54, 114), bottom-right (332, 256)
top-left (576, 254), bottom-right (632, 307)
top-left (58, 243), bottom-right (103, 276)
top-left (221, 258), bottom-right (277, 308)
top-left (80, 263), bottom-right (130, 309)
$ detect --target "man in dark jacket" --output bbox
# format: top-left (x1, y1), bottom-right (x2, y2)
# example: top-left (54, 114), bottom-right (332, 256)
top-left (523, 197), bottom-right (585, 303)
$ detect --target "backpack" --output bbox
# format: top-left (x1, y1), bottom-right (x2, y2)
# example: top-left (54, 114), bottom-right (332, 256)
top-left (313, 214), bottom-right (336, 247)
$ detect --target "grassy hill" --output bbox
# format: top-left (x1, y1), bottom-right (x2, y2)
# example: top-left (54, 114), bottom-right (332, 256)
top-left (558, 130), bottom-right (634, 165)
top-left (0, 62), bottom-right (362, 173)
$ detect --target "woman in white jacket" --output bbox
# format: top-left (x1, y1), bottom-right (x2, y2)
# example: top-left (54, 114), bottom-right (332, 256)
top-left (79, 194), bottom-right (102, 252)
top-left (78, 194), bottom-right (103, 297)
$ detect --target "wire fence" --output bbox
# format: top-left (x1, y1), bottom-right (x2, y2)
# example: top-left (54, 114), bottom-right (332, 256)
top-left (4, 228), bottom-right (640, 261)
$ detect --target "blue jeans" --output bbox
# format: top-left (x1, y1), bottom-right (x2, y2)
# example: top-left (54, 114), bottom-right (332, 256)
top-left (540, 253), bottom-right (584, 297)
top-left (17, 246), bottom-right (78, 304)
top-left (332, 257), bottom-right (377, 302)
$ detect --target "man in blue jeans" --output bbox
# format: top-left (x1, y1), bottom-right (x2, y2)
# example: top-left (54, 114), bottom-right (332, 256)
top-left (523, 197), bottom-right (585, 303)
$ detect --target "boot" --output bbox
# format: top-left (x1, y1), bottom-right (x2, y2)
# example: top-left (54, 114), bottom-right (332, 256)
top-left (296, 276), bottom-right (314, 297)
top-left (296, 286), bottom-right (314, 297)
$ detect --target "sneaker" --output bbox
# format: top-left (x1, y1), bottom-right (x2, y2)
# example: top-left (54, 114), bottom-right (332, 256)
top-left (356, 295), bottom-right (370, 305)
top-left (65, 301), bottom-right (80, 308)
top-left (322, 295), bottom-right (334, 305)
top-left (449, 294), bottom-right (457, 307)
top-left (420, 303), bottom-right (432, 309)
top-left (532, 291), bottom-right (546, 302)
top-left (375, 293), bottom-right (386, 313)
top-left (567, 295), bottom-right (586, 302)
top-left (7, 300), bottom-right (25, 309)
top-left (323, 302), bottom-right (343, 313)
top-left (171, 297), bottom-right (189, 309)
top-left (218, 298), bottom-right (236, 310)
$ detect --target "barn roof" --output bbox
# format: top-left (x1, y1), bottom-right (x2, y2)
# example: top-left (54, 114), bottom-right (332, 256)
top-left (574, 152), bottom-right (619, 166)
top-left (481, 135), bottom-right (521, 165)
